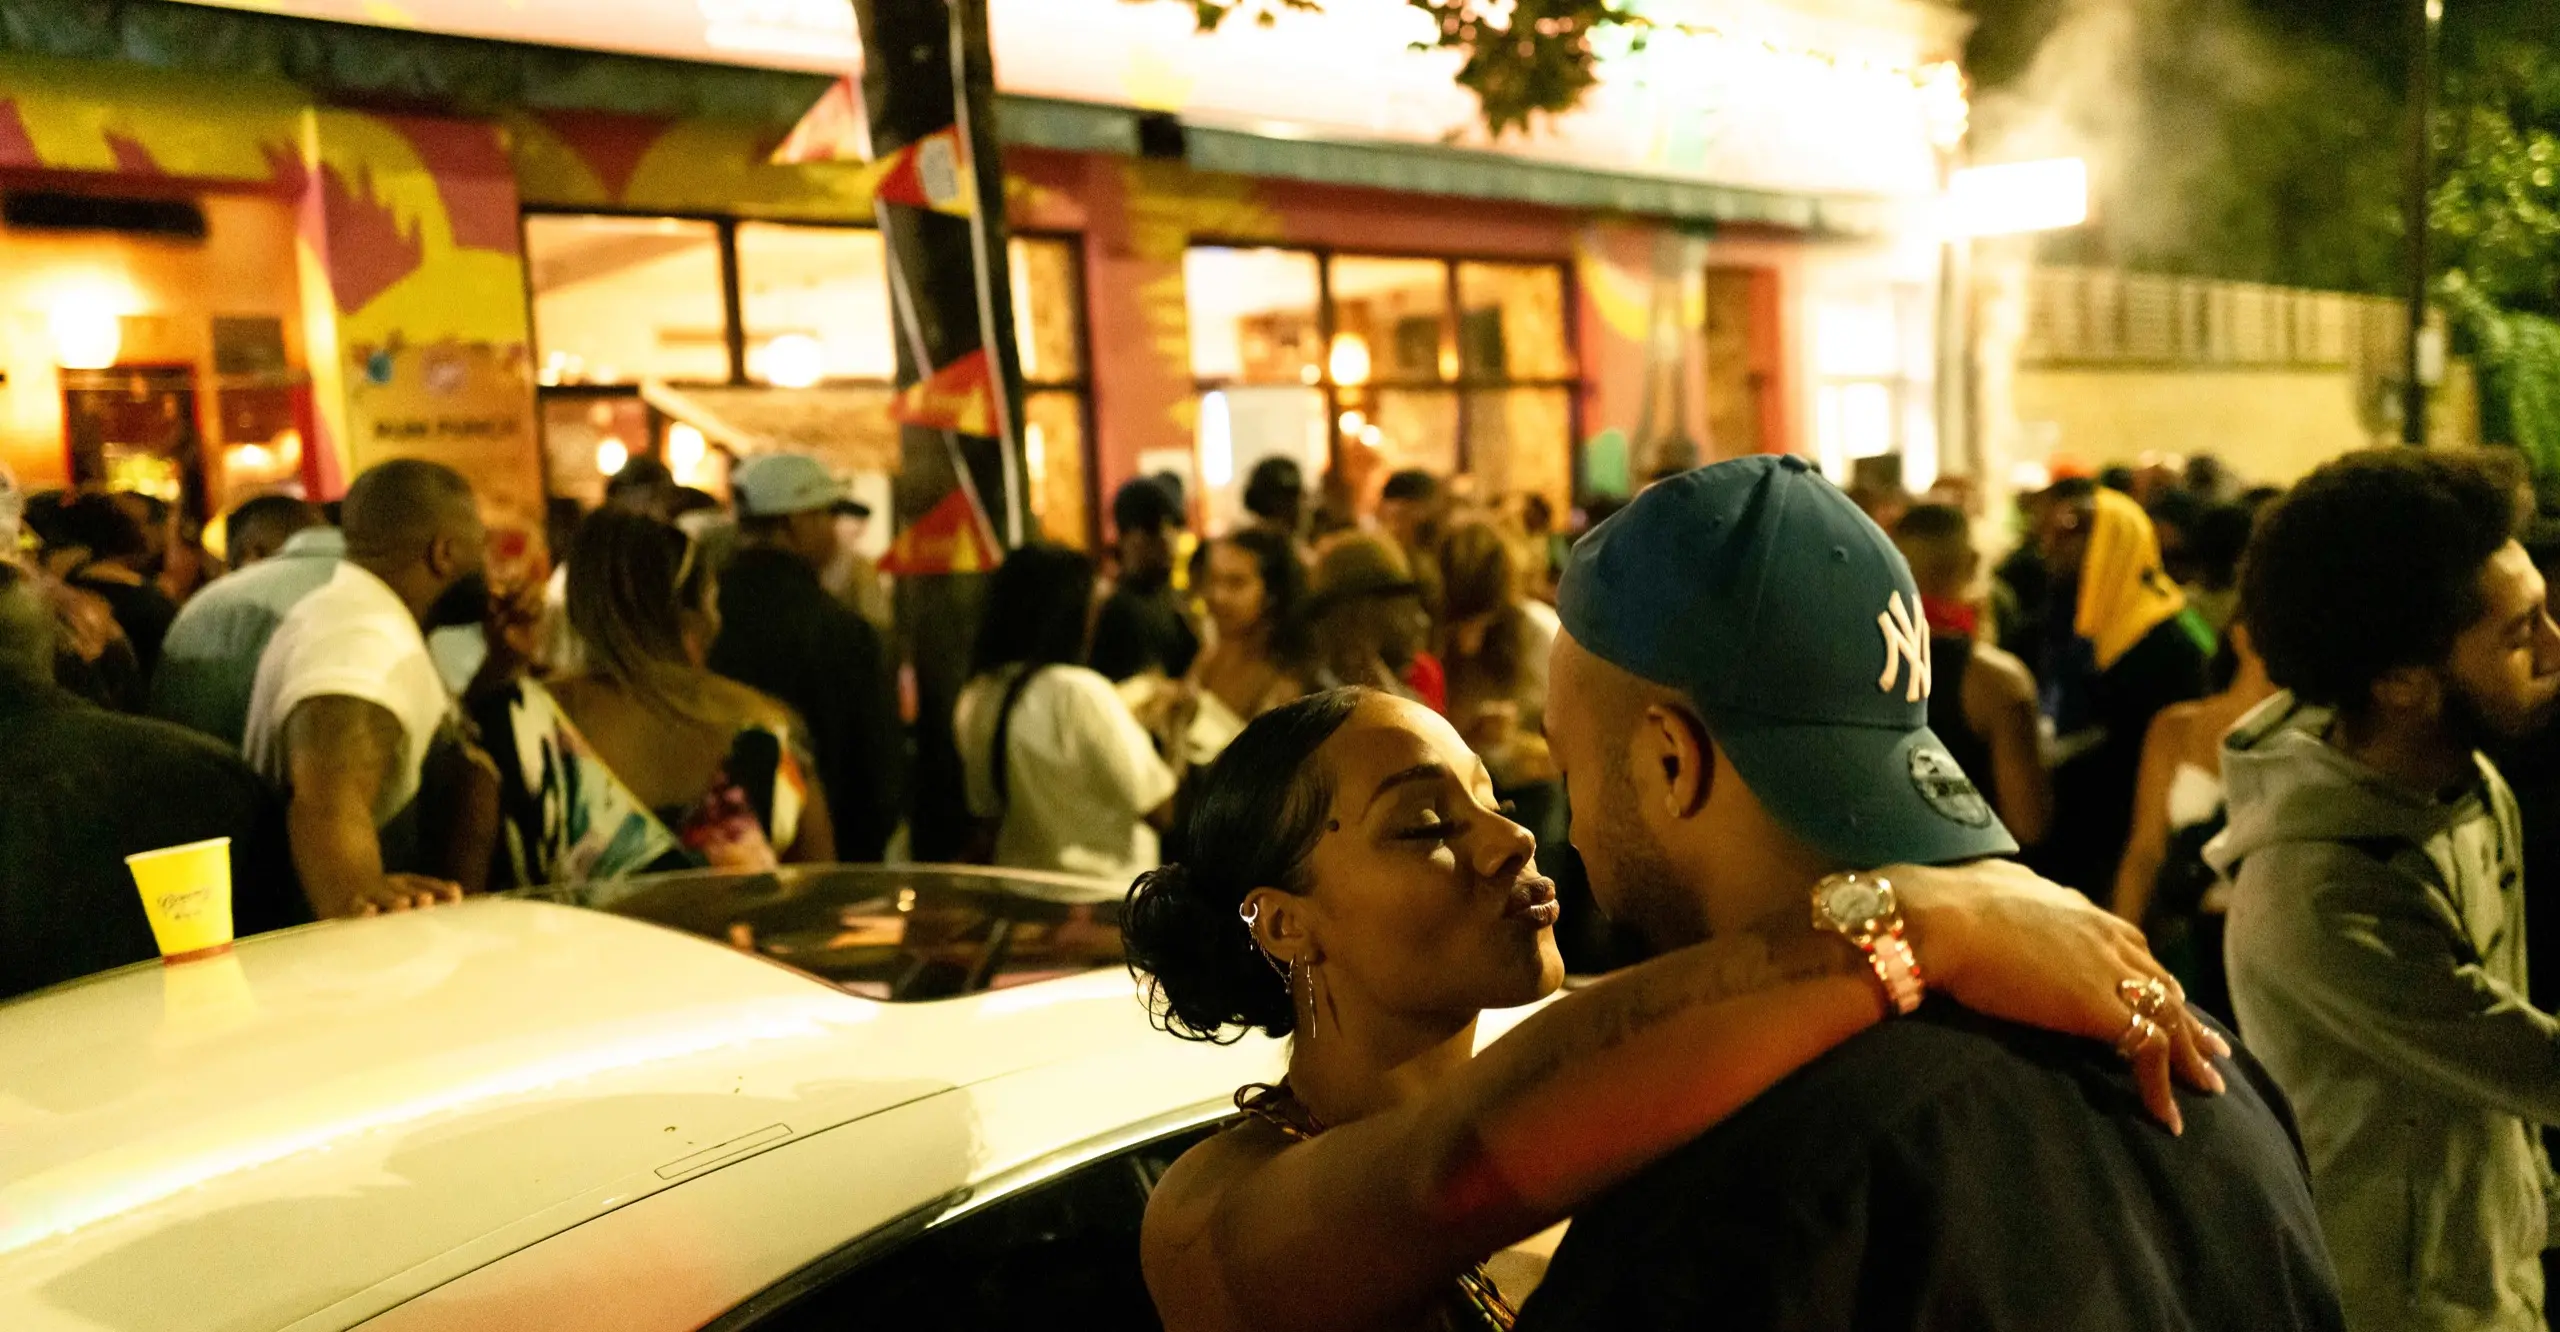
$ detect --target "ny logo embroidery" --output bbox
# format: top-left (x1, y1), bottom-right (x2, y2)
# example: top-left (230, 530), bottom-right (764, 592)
top-left (1877, 590), bottom-right (1933, 702)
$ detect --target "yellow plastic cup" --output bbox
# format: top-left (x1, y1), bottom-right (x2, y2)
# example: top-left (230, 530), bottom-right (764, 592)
top-left (126, 837), bottom-right (236, 963)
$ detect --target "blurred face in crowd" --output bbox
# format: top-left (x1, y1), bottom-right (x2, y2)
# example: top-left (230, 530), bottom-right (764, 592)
top-left (2429, 541), bottom-right (2560, 745)
top-left (780, 507), bottom-right (841, 571)
top-left (1376, 496), bottom-right (1429, 551)
top-left (1251, 693), bottom-right (1562, 1027)
top-left (1121, 522), bottom-right (1176, 583)
top-left (2036, 493), bottom-right (2096, 578)
top-left (1204, 540), bottom-right (1271, 640)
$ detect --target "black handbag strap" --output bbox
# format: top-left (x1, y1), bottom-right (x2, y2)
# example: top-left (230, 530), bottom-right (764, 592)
top-left (988, 664), bottom-right (1045, 818)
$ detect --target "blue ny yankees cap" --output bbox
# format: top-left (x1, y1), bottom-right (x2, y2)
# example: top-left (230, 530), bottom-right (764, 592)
top-left (1558, 455), bottom-right (2017, 868)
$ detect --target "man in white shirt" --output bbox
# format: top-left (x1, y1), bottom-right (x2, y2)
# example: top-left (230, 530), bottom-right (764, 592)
top-left (149, 498), bottom-right (336, 747)
top-left (245, 460), bottom-right (489, 918)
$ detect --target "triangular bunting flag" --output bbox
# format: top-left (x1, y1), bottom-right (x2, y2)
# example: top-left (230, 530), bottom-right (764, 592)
top-left (769, 77), bottom-right (870, 165)
top-left (879, 485), bottom-right (1003, 576)
top-left (887, 348), bottom-right (996, 437)
top-left (874, 126), bottom-right (976, 217)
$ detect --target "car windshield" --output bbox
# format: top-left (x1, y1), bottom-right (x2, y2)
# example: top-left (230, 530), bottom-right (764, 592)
top-left (514, 864), bottom-right (1126, 1002)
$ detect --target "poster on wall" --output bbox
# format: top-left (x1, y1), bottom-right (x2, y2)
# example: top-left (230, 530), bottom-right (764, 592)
top-left (346, 339), bottom-right (547, 578)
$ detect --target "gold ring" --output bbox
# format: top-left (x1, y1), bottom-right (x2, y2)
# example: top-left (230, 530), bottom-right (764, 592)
top-left (2117, 976), bottom-right (2173, 1021)
top-left (2115, 1011), bottom-right (2162, 1061)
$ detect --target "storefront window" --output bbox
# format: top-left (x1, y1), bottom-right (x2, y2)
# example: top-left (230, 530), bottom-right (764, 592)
top-left (540, 395), bottom-right (654, 508)
top-left (1186, 246), bottom-right (1577, 525)
top-left (529, 214), bottom-right (1096, 545)
top-left (1812, 288), bottom-right (1935, 491)
top-left (1012, 236), bottom-right (1085, 384)
top-left (1458, 263), bottom-right (1574, 381)
top-left (1185, 247), bottom-right (1323, 383)
top-left (1012, 235), bottom-right (1096, 548)
top-left (738, 222), bottom-right (894, 385)
top-left (526, 215), bottom-right (728, 386)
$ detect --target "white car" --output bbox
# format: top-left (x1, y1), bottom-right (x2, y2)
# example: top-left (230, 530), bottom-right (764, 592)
top-left (0, 865), bottom-right (1407, 1331)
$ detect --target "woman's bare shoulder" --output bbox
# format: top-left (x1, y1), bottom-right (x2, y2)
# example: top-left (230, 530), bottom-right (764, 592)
top-left (1142, 1121), bottom-right (1291, 1332)
top-left (694, 673), bottom-right (802, 733)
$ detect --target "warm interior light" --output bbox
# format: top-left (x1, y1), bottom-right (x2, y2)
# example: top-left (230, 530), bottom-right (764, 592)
top-left (1338, 409), bottom-right (1367, 435)
top-left (595, 437), bottom-right (630, 477)
top-left (1198, 391), bottom-right (1234, 488)
top-left (50, 306), bottom-right (122, 371)
top-left (666, 422), bottom-right (708, 473)
top-left (1025, 421), bottom-right (1050, 486)
top-left (1327, 333), bottom-right (1372, 387)
top-left (760, 334), bottom-right (826, 389)
top-left (1943, 158), bottom-right (2089, 238)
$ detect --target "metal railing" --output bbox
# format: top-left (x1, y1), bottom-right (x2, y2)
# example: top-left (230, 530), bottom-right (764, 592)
top-left (2021, 266), bottom-right (2404, 370)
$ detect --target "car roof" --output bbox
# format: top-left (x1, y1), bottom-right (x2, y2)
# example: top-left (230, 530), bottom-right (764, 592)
top-left (0, 892), bottom-right (1208, 1332)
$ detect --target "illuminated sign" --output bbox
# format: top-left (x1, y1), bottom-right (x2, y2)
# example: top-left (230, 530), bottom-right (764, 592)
top-left (168, 0), bottom-right (858, 73)
top-left (1942, 159), bottom-right (2090, 237)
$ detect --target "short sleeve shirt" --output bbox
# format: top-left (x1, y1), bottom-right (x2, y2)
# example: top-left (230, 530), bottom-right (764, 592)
top-left (954, 664), bottom-right (1177, 883)
top-left (1516, 1003), bottom-right (2343, 1332)
top-left (243, 562), bottom-right (453, 827)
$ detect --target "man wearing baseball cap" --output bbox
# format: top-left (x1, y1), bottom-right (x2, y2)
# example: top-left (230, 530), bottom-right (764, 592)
top-left (1518, 457), bottom-right (2339, 1331)
top-left (705, 453), bottom-right (902, 860)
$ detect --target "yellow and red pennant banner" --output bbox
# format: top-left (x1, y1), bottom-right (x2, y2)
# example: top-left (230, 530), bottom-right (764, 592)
top-left (887, 348), bottom-right (996, 437)
top-left (880, 485), bottom-right (1003, 576)
top-left (873, 127), bottom-right (976, 217)
top-left (770, 77), bottom-right (868, 165)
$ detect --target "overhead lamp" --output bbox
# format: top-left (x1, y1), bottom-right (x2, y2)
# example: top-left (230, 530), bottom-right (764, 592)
top-left (595, 437), bottom-right (630, 477)
top-left (666, 422), bottom-right (708, 475)
top-left (50, 306), bottom-right (122, 371)
top-left (1327, 333), bottom-right (1372, 387)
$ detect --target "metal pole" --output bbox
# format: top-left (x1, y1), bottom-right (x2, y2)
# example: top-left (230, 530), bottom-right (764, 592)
top-left (2401, 0), bottom-right (2443, 445)
top-left (948, 0), bottom-right (1023, 546)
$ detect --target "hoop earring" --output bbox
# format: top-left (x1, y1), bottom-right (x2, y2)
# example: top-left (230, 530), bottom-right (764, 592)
top-left (1240, 899), bottom-right (1288, 983)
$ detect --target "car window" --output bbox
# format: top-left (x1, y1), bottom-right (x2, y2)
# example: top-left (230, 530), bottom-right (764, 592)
top-left (518, 865), bottom-right (1126, 1001)
top-left (733, 1121), bottom-right (1219, 1331)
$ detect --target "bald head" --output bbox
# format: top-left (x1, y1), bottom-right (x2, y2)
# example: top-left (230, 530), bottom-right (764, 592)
top-left (226, 494), bottom-right (325, 567)
top-left (341, 459), bottom-right (480, 564)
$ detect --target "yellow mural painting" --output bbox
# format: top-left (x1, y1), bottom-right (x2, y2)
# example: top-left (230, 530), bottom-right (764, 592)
top-left (0, 53), bottom-right (301, 181)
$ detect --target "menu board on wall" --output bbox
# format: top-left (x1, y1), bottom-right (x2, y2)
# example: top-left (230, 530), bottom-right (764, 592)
top-left (167, 0), bottom-right (858, 74)
top-left (347, 340), bottom-right (547, 575)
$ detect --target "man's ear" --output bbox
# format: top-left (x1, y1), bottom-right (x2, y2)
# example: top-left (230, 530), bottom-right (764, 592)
top-left (2372, 664), bottom-right (2440, 719)
top-left (423, 531), bottom-right (460, 580)
top-left (1638, 702), bottom-right (1715, 820)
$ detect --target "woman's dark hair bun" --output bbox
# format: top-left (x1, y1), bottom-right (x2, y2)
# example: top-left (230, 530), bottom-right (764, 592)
top-left (1123, 688), bottom-right (1368, 1042)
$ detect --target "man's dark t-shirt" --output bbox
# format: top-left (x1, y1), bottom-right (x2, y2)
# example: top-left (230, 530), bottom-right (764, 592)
top-left (0, 684), bottom-right (308, 1002)
top-left (708, 546), bottom-right (904, 860)
top-left (1517, 1001), bottom-right (2342, 1332)
top-left (1089, 569), bottom-right (1198, 683)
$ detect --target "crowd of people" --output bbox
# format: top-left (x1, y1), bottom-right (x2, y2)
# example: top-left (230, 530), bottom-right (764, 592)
top-left (8, 435), bottom-right (2560, 1330)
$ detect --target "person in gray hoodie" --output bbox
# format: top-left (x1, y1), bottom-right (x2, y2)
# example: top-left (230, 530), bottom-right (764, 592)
top-left (2213, 447), bottom-right (2560, 1332)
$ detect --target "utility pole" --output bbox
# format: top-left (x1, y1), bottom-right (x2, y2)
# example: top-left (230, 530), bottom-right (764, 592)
top-left (2401, 0), bottom-right (2444, 444)
top-left (850, 0), bottom-right (1029, 858)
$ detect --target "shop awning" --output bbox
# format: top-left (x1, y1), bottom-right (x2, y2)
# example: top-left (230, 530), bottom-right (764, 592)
top-left (995, 95), bottom-right (1903, 238)
top-left (641, 382), bottom-right (901, 474)
top-left (0, 0), bottom-right (831, 125)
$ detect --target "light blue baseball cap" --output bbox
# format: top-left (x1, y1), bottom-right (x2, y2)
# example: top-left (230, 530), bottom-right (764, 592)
top-left (732, 453), bottom-right (849, 518)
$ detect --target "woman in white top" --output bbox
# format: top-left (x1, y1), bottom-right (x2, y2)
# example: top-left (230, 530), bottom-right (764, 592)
top-left (1185, 527), bottom-right (1313, 763)
top-left (955, 543), bottom-right (1181, 882)
top-left (2112, 621), bottom-right (2277, 1020)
